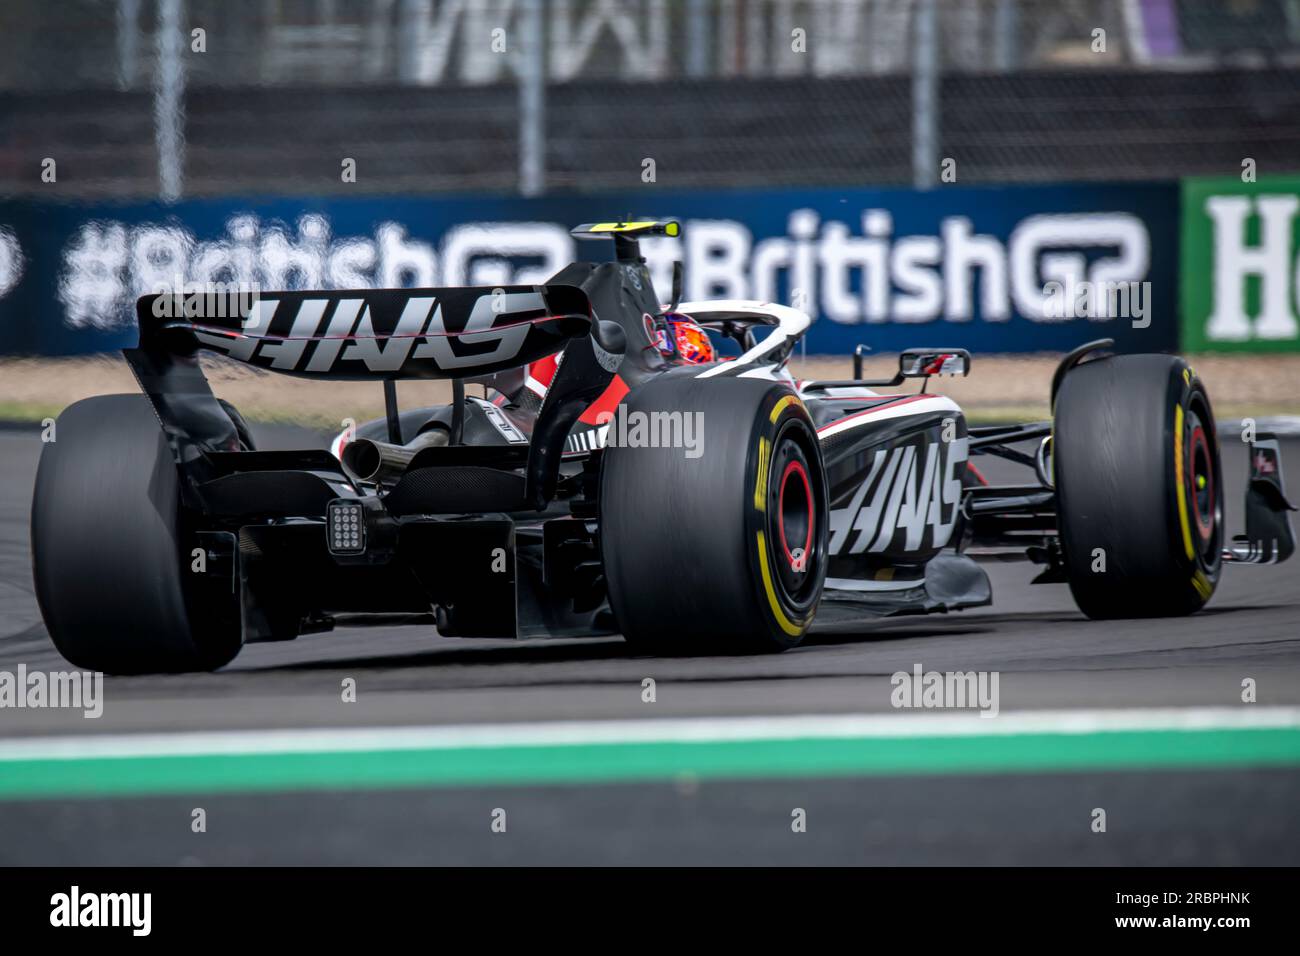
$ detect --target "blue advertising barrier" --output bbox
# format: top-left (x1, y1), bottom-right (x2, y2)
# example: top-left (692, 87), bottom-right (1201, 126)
top-left (0, 183), bottom-right (1179, 356)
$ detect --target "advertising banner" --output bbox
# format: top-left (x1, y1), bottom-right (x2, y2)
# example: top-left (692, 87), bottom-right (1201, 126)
top-left (0, 183), bottom-right (1179, 357)
top-left (1181, 173), bottom-right (1300, 353)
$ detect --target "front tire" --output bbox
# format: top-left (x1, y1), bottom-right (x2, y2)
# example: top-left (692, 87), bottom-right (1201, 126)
top-left (1053, 354), bottom-right (1223, 618)
top-left (31, 394), bottom-right (243, 673)
top-left (600, 376), bottom-right (829, 653)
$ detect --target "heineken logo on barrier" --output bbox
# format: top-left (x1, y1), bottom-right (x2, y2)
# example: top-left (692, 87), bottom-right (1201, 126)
top-left (1181, 175), bottom-right (1300, 352)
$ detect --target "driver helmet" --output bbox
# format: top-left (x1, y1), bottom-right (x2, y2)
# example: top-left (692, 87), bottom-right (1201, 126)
top-left (656, 312), bottom-right (716, 365)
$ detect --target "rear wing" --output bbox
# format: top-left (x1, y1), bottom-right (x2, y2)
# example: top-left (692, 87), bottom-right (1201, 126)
top-left (124, 281), bottom-right (625, 510)
top-left (133, 284), bottom-right (591, 380)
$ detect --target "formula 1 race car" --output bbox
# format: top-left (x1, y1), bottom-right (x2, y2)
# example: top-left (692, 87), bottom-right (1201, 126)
top-left (30, 220), bottom-right (1297, 673)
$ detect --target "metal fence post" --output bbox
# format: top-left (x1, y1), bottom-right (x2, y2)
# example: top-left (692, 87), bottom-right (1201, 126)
top-left (154, 0), bottom-right (185, 202)
top-left (993, 0), bottom-right (1018, 72)
top-left (911, 0), bottom-right (939, 190)
top-left (686, 0), bottom-right (710, 78)
top-left (519, 0), bottom-right (546, 197)
top-left (117, 0), bottom-right (141, 89)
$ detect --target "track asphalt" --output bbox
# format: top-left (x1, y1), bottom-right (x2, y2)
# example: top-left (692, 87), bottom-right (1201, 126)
top-left (0, 423), bottom-right (1296, 864)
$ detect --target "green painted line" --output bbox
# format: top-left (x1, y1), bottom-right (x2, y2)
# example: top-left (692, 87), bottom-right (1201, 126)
top-left (2, 727), bottom-right (1298, 800)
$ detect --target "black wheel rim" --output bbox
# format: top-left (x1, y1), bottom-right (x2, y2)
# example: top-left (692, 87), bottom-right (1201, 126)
top-left (764, 423), bottom-right (823, 609)
top-left (1183, 405), bottom-right (1222, 567)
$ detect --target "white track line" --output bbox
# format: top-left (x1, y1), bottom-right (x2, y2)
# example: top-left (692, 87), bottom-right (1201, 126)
top-left (1, 707), bottom-right (1298, 761)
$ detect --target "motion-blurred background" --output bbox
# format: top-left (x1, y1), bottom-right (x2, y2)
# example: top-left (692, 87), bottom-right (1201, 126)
top-left (1, 0), bottom-right (1298, 424)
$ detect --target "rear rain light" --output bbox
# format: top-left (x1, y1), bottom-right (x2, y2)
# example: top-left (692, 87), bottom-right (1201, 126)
top-left (326, 499), bottom-right (366, 555)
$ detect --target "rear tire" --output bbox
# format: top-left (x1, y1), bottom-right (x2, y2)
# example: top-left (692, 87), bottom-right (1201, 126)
top-left (600, 376), bottom-right (828, 653)
top-left (31, 394), bottom-right (243, 673)
top-left (1053, 355), bottom-right (1223, 618)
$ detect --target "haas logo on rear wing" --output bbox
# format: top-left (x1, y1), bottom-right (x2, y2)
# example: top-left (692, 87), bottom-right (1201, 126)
top-left (134, 284), bottom-right (591, 380)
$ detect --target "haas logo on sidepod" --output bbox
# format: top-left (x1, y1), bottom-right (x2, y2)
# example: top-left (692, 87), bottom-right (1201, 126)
top-left (828, 436), bottom-right (968, 555)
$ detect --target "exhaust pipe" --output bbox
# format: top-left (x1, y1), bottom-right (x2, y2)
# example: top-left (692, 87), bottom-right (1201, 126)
top-left (342, 430), bottom-right (446, 485)
top-left (342, 438), bottom-right (415, 485)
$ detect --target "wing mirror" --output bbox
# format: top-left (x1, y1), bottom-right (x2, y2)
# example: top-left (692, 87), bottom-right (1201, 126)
top-left (899, 349), bottom-right (971, 378)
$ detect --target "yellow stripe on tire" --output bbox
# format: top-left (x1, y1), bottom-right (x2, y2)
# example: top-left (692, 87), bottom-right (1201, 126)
top-left (769, 394), bottom-right (800, 424)
top-left (754, 396), bottom-right (810, 639)
top-left (1174, 404), bottom-right (1195, 561)
top-left (753, 436), bottom-right (770, 512)
top-left (756, 530), bottom-right (804, 637)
